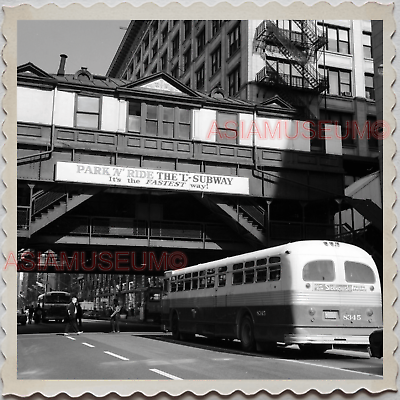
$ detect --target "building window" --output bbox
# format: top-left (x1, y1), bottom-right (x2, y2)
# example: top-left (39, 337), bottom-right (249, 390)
top-left (197, 28), bottom-right (206, 56)
top-left (136, 70), bottom-right (141, 80)
top-left (216, 112), bottom-right (238, 144)
top-left (326, 26), bottom-right (350, 54)
top-left (184, 20), bottom-right (191, 40)
top-left (211, 45), bottom-right (221, 75)
top-left (177, 108), bottom-right (191, 140)
top-left (365, 74), bottom-right (375, 100)
top-left (144, 104), bottom-right (191, 139)
top-left (128, 101), bottom-right (141, 133)
top-left (135, 52), bottom-right (141, 66)
top-left (196, 64), bottom-right (205, 90)
top-left (211, 20), bottom-right (222, 37)
top-left (161, 26), bottom-right (168, 44)
top-left (320, 67), bottom-right (351, 96)
top-left (228, 24), bottom-right (241, 57)
top-left (144, 57), bottom-right (149, 71)
top-left (228, 64), bottom-right (241, 96)
top-left (146, 104), bottom-right (158, 135)
top-left (363, 32), bottom-right (372, 58)
top-left (172, 34), bottom-right (179, 57)
top-left (171, 64), bottom-right (179, 79)
top-left (367, 116), bottom-right (379, 150)
top-left (162, 105), bottom-right (174, 138)
top-left (161, 52), bottom-right (168, 71)
top-left (143, 34), bottom-right (149, 51)
top-left (320, 110), bottom-right (355, 147)
top-left (151, 42), bottom-right (158, 59)
top-left (183, 47), bottom-right (191, 71)
top-left (151, 21), bottom-right (158, 37)
top-left (75, 95), bottom-right (100, 129)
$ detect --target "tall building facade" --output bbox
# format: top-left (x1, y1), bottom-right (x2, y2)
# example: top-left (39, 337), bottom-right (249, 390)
top-left (108, 20), bottom-right (380, 186)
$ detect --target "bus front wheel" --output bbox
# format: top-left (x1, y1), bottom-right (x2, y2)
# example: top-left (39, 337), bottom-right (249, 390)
top-left (240, 316), bottom-right (256, 352)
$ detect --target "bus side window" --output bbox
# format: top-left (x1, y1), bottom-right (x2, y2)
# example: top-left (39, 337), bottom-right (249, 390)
top-left (171, 276), bottom-right (177, 292)
top-left (218, 266), bottom-right (227, 273)
top-left (232, 271), bottom-right (243, 285)
top-left (269, 256), bottom-right (281, 263)
top-left (269, 266), bottom-right (281, 281)
top-left (218, 274), bottom-right (226, 287)
top-left (163, 279), bottom-right (169, 293)
top-left (207, 276), bottom-right (215, 288)
top-left (245, 269), bottom-right (255, 284)
top-left (256, 267), bottom-right (268, 282)
top-left (192, 278), bottom-right (198, 290)
top-left (177, 275), bottom-right (184, 291)
top-left (184, 280), bottom-right (191, 291)
top-left (199, 277), bottom-right (206, 289)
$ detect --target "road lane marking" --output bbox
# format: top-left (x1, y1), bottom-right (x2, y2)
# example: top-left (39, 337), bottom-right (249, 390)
top-left (65, 336), bottom-right (76, 340)
top-left (150, 368), bottom-right (183, 380)
top-left (82, 342), bottom-right (95, 348)
top-left (277, 357), bottom-right (381, 377)
top-left (104, 351), bottom-right (129, 361)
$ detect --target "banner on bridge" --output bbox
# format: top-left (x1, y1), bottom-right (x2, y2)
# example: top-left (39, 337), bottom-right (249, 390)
top-left (55, 161), bottom-right (250, 195)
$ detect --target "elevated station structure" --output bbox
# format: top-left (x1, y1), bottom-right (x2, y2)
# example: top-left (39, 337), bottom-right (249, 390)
top-left (17, 19), bottom-right (382, 309)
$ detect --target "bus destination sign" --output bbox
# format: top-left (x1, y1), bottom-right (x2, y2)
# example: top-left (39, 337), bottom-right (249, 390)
top-left (313, 284), bottom-right (367, 292)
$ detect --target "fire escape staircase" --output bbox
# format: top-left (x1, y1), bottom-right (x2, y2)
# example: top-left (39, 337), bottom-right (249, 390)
top-left (253, 20), bottom-right (328, 93)
top-left (195, 195), bottom-right (268, 249)
top-left (27, 185), bottom-right (102, 237)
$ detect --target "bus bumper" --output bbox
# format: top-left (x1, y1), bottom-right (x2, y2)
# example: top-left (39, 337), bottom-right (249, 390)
top-left (284, 334), bottom-right (370, 346)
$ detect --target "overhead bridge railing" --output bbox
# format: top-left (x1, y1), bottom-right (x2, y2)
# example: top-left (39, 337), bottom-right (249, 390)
top-left (31, 185), bottom-right (68, 217)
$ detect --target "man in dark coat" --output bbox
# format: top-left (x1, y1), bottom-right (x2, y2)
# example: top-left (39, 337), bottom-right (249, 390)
top-left (64, 296), bottom-right (82, 335)
top-left (76, 301), bottom-right (83, 330)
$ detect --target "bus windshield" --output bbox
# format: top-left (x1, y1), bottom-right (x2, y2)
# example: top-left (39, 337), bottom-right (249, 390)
top-left (44, 293), bottom-right (70, 304)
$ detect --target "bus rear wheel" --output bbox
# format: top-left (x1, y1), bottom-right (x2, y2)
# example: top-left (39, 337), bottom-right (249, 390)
top-left (240, 316), bottom-right (256, 352)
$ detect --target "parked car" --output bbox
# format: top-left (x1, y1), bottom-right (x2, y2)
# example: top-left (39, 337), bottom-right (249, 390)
top-left (369, 329), bottom-right (383, 358)
top-left (17, 310), bottom-right (27, 325)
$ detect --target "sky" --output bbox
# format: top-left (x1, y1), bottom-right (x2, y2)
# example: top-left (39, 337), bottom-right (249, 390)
top-left (18, 20), bottom-right (130, 76)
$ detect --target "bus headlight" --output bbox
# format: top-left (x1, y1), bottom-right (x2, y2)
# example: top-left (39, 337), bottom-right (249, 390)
top-left (370, 286), bottom-right (375, 291)
top-left (366, 308), bottom-right (373, 317)
top-left (305, 283), bottom-right (311, 289)
top-left (308, 308), bottom-right (316, 316)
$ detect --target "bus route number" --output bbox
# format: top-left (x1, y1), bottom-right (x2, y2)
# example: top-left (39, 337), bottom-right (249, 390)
top-left (343, 314), bottom-right (361, 321)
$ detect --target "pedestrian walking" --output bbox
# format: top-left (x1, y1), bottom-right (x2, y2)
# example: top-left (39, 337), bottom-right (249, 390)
top-left (110, 299), bottom-right (121, 333)
top-left (34, 304), bottom-right (42, 324)
top-left (64, 296), bottom-right (82, 335)
top-left (76, 301), bottom-right (83, 330)
top-left (28, 304), bottom-right (34, 324)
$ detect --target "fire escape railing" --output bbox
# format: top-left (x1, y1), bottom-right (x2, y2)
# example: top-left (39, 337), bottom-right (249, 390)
top-left (254, 20), bottom-right (328, 93)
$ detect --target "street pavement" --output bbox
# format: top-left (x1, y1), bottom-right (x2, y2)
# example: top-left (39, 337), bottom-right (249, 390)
top-left (18, 319), bottom-right (383, 380)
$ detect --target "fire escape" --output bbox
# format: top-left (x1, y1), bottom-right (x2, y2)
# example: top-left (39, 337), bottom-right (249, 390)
top-left (253, 20), bottom-right (327, 120)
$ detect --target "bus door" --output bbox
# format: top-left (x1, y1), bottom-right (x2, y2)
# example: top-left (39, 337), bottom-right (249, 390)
top-left (160, 278), bottom-right (170, 328)
top-left (214, 267), bottom-right (228, 334)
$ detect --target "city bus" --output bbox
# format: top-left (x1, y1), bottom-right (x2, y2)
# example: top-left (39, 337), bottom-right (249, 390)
top-left (161, 240), bottom-right (382, 354)
top-left (38, 291), bottom-right (71, 323)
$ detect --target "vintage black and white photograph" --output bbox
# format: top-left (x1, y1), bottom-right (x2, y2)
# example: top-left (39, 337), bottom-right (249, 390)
top-left (3, 2), bottom-right (396, 397)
